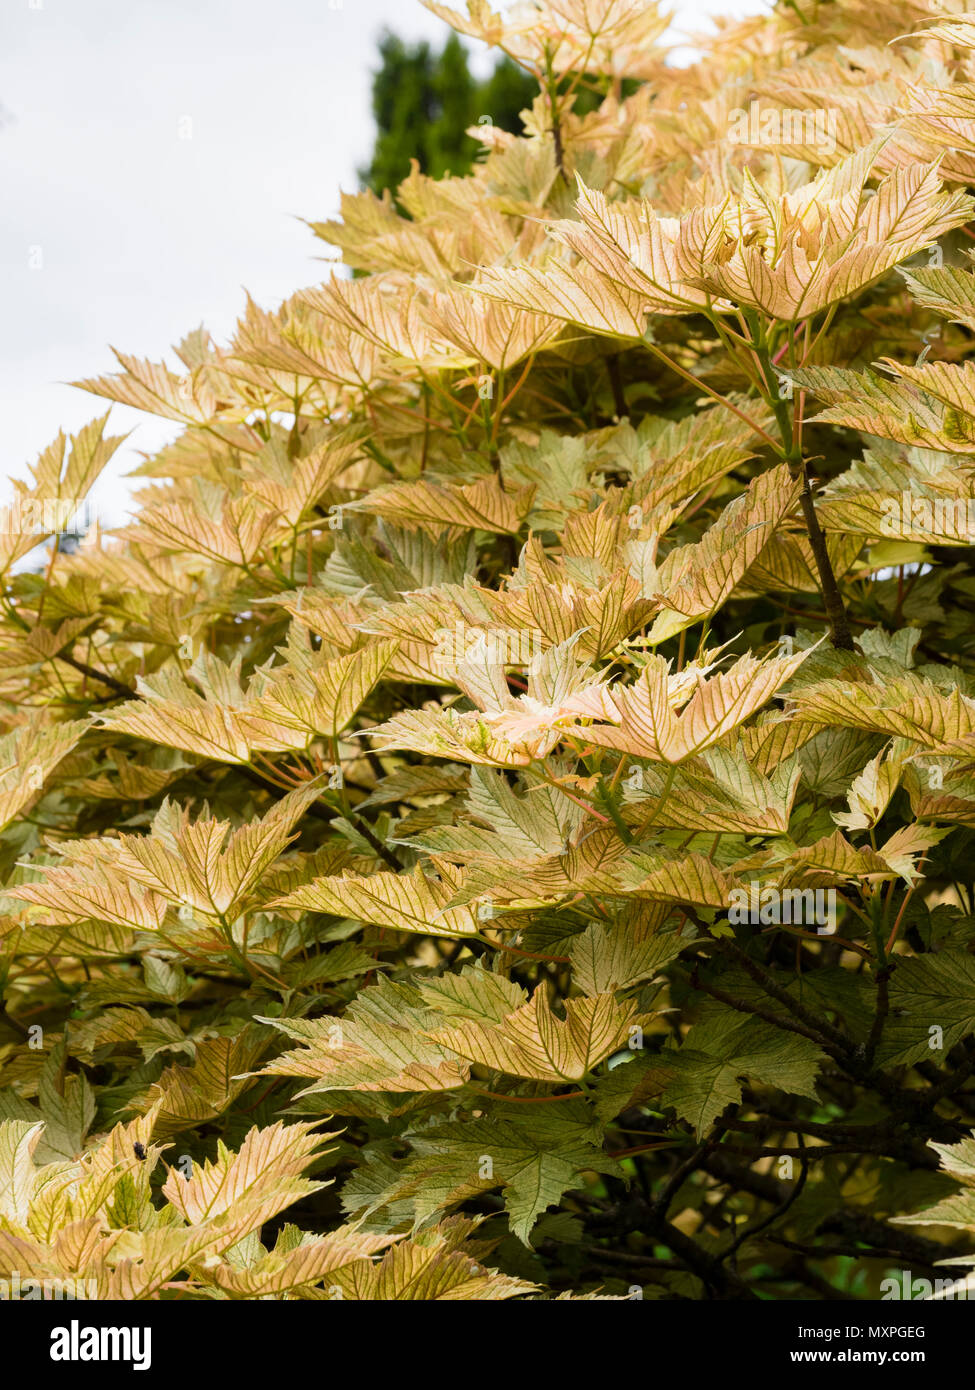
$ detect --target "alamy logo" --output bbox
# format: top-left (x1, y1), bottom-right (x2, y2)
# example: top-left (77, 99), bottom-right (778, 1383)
top-left (728, 881), bottom-right (837, 934)
top-left (728, 103), bottom-right (837, 154)
top-left (881, 1269), bottom-right (973, 1301)
top-left (1, 1271), bottom-right (96, 1301)
top-left (0, 496), bottom-right (93, 536)
top-left (49, 1320), bottom-right (151, 1371)
top-left (880, 493), bottom-right (975, 541)
top-left (433, 623), bottom-right (542, 667)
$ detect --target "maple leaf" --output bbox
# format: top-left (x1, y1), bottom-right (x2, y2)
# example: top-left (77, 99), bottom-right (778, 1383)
top-left (326, 1224), bottom-right (536, 1300)
top-left (702, 157), bottom-right (973, 322)
top-left (112, 781), bottom-right (322, 920)
top-left (426, 984), bottom-right (648, 1083)
top-left (794, 363), bottom-right (975, 453)
top-left (422, 0), bottom-right (670, 79)
top-left (273, 862), bottom-right (482, 939)
top-left (160, 1120), bottom-right (337, 1225)
top-left (649, 464), bottom-right (802, 641)
top-left (346, 477), bottom-right (534, 537)
top-left (0, 719), bottom-right (86, 835)
top-left (255, 977), bottom-right (473, 1095)
top-left (348, 1100), bottom-right (617, 1245)
top-left (567, 916), bottom-right (688, 995)
top-left (659, 1013), bottom-right (827, 1134)
top-left (0, 416), bottom-right (124, 574)
top-left (584, 646), bottom-right (812, 764)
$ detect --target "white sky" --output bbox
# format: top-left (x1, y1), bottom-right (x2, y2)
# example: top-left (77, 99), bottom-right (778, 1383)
top-left (1, 0), bottom-right (769, 526)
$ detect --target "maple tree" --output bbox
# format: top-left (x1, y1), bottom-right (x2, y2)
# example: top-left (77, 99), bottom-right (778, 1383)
top-left (8, 0), bottom-right (975, 1301)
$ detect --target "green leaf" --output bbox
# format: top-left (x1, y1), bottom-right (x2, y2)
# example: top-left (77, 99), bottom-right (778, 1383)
top-left (660, 1014), bottom-right (827, 1134)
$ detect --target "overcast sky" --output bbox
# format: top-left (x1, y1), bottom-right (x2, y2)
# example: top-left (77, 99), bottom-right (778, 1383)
top-left (1, 0), bottom-right (768, 525)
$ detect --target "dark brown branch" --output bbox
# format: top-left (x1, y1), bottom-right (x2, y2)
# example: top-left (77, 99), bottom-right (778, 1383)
top-left (795, 463), bottom-right (856, 652)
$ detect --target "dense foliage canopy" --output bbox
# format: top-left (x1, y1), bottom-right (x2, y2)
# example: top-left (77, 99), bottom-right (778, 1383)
top-left (7, 0), bottom-right (975, 1302)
